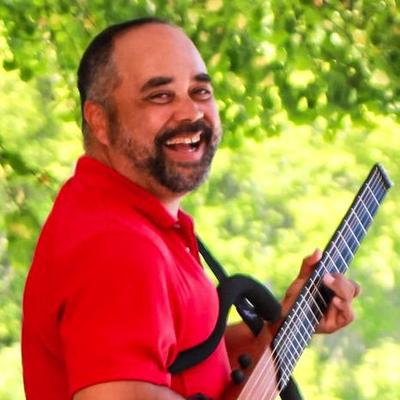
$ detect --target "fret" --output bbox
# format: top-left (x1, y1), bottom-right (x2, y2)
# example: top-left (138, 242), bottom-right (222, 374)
top-left (290, 310), bottom-right (313, 347)
top-left (324, 252), bottom-right (341, 274)
top-left (255, 164), bottom-right (393, 400)
top-left (301, 296), bottom-right (320, 326)
top-left (341, 220), bottom-right (358, 247)
top-left (275, 340), bottom-right (299, 376)
top-left (299, 295), bottom-right (320, 326)
top-left (278, 323), bottom-right (303, 359)
top-left (274, 300), bottom-right (317, 372)
top-left (359, 197), bottom-right (374, 222)
top-left (330, 240), bottom-right (350, 269)
top-left (350, 208), bottom-right (367, 235)
top-left (343, 218), bottom-right (361, 247)
top-left (366, 182), bottom-right (380, 206)
top-left (321, 251), bottom-right (339, 272)
top-left (340, 234), bottom-right (357, 261)
top-left (291, 330), bottom-right (305, 354)
top-left (279, 365), bottom-right (291, 388)
top-left (303, 285), bottom-right (325, 315)
top-left (338, 228), bottom-right (357, 257)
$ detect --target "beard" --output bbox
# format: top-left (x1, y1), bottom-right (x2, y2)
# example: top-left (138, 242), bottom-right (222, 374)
top-left (106, 104), bottom-right (219, 194)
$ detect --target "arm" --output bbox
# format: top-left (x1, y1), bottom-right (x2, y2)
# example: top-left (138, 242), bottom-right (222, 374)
top-left (73, 381), bottom-right (185, 400)
top-left (62, 232), bottom-right (180, 400)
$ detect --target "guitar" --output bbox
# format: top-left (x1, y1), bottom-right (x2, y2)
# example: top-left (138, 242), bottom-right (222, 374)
top-left (222, 163), bottom-right (393, 400)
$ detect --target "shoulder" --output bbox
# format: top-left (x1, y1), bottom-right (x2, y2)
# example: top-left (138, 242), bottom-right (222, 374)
top-left (42, 183), bottom-right (171, 264)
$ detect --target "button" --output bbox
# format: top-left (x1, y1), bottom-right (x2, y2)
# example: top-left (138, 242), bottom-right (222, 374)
top-left (185, 247), bottom-right (191, 253)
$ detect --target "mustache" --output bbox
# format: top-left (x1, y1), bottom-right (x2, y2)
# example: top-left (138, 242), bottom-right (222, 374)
top-left (156, 120), bottom-right (213, 145)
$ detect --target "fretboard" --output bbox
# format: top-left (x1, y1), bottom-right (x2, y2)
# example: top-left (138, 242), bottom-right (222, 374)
top-left (272, 163), bottom-right (393, 392)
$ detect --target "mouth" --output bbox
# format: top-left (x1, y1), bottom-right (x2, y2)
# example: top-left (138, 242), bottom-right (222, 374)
top-left (164, 131), bottom-right (203, 152)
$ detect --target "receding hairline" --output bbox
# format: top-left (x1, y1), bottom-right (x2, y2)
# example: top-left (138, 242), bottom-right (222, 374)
top-left (111, 19), bottom-right (181, 44)
top-left (111, 21), bottom-right (192, 57)
top-left (106, 22), bottom-right (186, 76)
top-left (110, 22), bottom-right (205, 82)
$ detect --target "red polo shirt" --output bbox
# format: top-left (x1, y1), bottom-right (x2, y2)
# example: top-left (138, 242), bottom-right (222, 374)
top-left (22, 156), bottom-right (231, 399)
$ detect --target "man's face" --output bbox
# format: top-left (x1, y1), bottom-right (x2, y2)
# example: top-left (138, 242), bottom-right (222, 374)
top-left (104, 24), bottom-right (221, 196)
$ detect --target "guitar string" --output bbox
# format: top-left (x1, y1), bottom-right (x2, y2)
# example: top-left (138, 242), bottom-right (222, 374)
top-left (238, 174), bottom-right (380, 400)
top-left (232, 169), bottom-right (387, 400)
top-left (260, 171), bottom-right (382, 388)
top-left (253, 171), bottom-right (387, 399)
top-left (258, 171), bottom-right (388, 398)
top-left (264, 170), bottom-right (385, 392)
top-left (238, 168), bottom-right (384, 396)
top-left (238, 168), bottom-right (387, 399)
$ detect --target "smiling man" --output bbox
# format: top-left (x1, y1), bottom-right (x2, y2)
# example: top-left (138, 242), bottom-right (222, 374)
top-left (22, 17), bottom-right (360, 400)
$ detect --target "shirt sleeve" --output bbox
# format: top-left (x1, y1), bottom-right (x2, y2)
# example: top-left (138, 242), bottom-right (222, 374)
top-left (59, 229), bottom-right (179, 397)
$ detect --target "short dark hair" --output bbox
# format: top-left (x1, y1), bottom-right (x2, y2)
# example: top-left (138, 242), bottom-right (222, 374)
top-left (77, 17), bottom-right (170, 143)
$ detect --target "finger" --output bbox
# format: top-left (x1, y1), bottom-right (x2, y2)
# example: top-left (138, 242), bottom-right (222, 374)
top-left (331, 297), bottom-right (355, 325)
top-left (298, 249), bottom-right (322, 279)
top-left (350, 279), bottom-right (362, 297)
top-left (323, 273), bottom-right (360, 301)
top-left (318, 298), bottom-right (355, 333)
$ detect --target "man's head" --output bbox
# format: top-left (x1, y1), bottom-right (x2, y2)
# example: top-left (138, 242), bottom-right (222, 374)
top-left (77, 18), bottom-right (221, 201)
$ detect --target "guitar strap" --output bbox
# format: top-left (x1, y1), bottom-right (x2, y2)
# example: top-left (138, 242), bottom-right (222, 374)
top-left (168, 236), bottom-right (303, 400)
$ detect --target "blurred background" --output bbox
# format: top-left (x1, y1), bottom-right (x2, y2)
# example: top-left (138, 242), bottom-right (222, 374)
top-left (0, 0), bottom-right (399, 398)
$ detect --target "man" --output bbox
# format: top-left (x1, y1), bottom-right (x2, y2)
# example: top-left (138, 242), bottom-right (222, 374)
top-left (22, 17), bottom-right (359, 400)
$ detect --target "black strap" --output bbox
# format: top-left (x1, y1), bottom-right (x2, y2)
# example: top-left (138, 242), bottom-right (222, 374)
top-left (169, 273), bottom-right (280, 374)
top-left (197, 237), bottom-right (264, 336)
top-left (196, 237), bottom-right (303, 400)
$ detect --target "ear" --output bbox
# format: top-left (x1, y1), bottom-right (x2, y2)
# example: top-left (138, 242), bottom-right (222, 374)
top-left (83, 101), bottom-right (110, 146)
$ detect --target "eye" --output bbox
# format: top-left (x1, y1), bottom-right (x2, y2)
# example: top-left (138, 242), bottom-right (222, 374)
top-left (191, 87), bottom-right (213, 101)
top-left (146, 91), bottom-right (174, 104)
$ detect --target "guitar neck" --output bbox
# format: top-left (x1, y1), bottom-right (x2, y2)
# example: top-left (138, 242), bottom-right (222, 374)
top-left (274, 163), bottom-right (392, 390)
top-left (238, 164), bottom-right (393, 400)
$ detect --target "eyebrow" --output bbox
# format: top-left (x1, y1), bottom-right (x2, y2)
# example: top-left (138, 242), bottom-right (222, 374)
top-left (140, 73), bottom-right (212, 92)
top-left (140, 76), bottom-right (173, 92)
top-left (194, 73), bottom-right (212, 83)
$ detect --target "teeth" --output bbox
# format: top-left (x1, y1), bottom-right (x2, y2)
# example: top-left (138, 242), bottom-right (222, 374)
top-left (165, 131), bottom-right (202, 146)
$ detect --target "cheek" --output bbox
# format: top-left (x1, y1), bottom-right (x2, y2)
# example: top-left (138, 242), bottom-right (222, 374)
top-left (208, 106), bottom-right (222, 133)
top-left (127, 109), bottom-right (174, 140)
top-left (142, 107), bottom-right (177, 133)
top-left (205, 101), bottom-right (221, 125)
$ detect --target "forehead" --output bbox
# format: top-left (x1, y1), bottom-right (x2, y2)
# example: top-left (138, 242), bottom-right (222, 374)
top-left (112, 24), bottom-right (208, 84)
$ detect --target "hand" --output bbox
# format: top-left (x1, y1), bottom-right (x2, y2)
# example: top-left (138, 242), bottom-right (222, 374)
top-left (317, 269), bottom-right (361, 333)
top-left (280, 249), bottom-right (361, 334)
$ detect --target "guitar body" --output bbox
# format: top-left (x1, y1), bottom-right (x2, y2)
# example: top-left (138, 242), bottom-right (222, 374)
top-left (221, 324), bottom-right (279, 400)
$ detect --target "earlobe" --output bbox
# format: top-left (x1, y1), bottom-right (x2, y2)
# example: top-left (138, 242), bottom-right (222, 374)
top-left (84, 101), bottom-right (110, 146)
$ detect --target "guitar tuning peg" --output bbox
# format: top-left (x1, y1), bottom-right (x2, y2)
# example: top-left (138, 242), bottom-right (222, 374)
top-left (238, 353), bottom-right (252, 369)
top-left (231, 368), bottom-right (246, 385)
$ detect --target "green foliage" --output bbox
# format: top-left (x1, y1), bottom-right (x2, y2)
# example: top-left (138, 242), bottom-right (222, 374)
top-left (0, 343), bottom-right (24, 400)
top-left (1, 0), bottom-right (399, 142)
top-left (0, 1), bottom-right (399, 399)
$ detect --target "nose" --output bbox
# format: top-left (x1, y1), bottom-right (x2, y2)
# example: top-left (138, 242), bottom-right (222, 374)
top-left (173, 97), bottom-right (204, 123)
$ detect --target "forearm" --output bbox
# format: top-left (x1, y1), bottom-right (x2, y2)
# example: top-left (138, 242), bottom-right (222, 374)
top-left (73, 381), bottom-right (186, 400)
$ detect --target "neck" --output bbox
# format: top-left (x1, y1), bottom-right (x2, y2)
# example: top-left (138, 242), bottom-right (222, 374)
top-left (85, 147), bottom-right (184, 218)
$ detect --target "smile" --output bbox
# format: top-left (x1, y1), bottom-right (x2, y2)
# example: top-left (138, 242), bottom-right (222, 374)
top-left (165, 131), bottom-right (202, 147)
